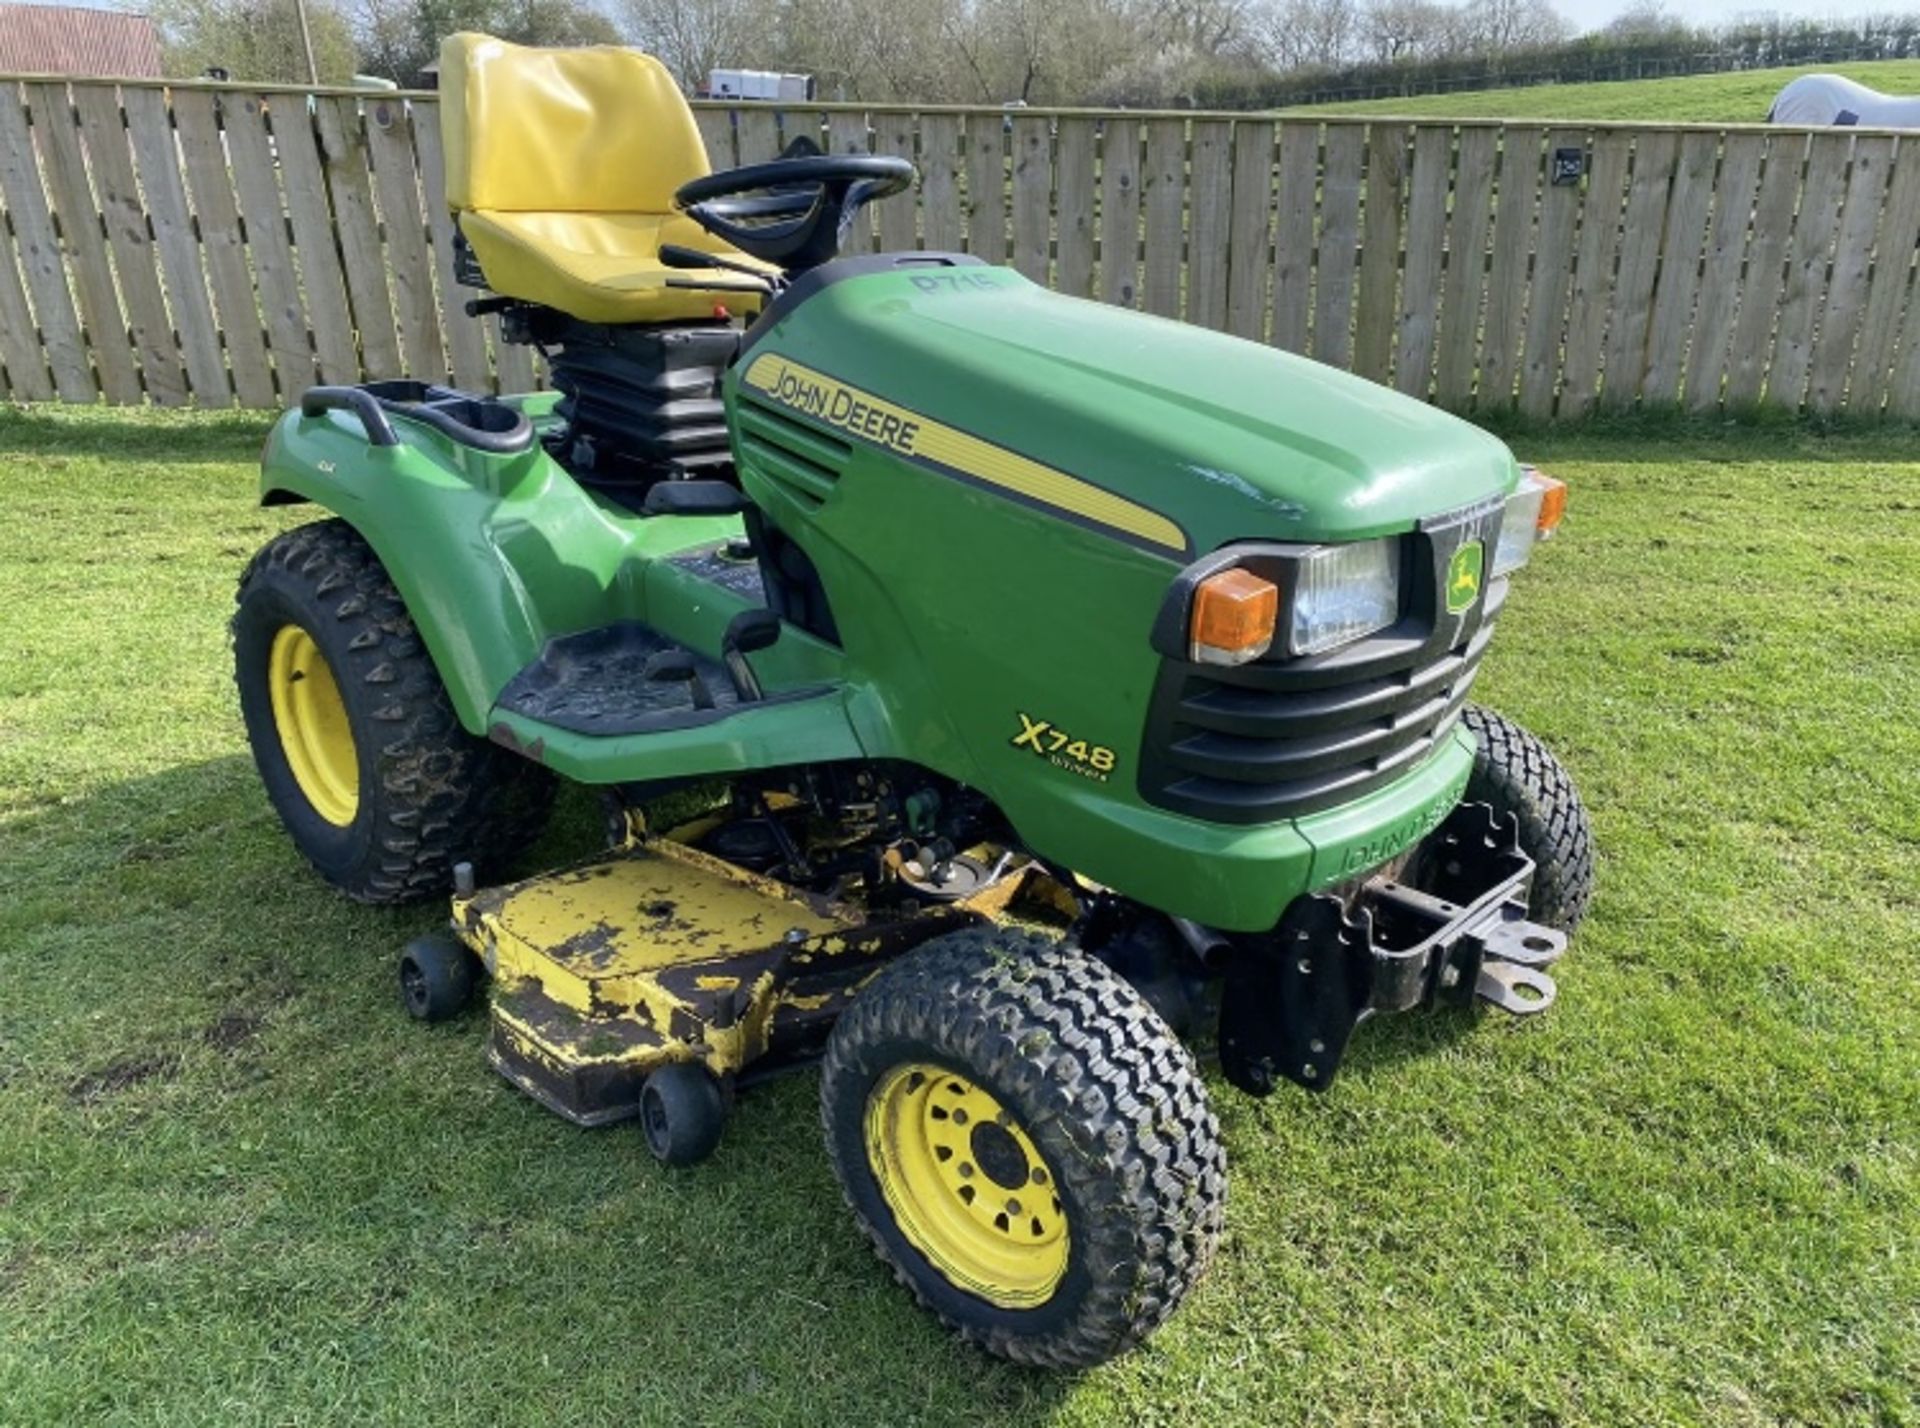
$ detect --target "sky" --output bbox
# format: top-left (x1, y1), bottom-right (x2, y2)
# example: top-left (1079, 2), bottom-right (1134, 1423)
top-left (1545, 0), bottom-right (1873, 31)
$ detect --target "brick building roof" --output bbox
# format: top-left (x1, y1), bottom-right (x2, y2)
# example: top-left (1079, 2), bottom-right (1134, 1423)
top-left (0, 5), bottom-right (163, 78)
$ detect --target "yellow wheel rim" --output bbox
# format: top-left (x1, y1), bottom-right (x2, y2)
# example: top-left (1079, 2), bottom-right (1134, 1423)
top-left (864, 1063), bottom-right (1069, 1310)
top-left (267, 624), bottom-right (359, 826)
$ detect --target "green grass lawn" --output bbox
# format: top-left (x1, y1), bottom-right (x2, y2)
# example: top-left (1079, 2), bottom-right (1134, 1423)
top-left (1, 406), bottom-right (1916, 1425)
top-left (1296, 58), bottom-right (1920, 122)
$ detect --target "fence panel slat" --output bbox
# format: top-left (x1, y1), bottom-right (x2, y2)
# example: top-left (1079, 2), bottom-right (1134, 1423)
top-left (172, 90), bottom-right (276, 407)
top-left (1393, 125), bottom-right (1451, 400)
top-left (1434, 127), bottom-right (1496, 408)
top-left (72, 84), bottom-right (186, 403)
top-left (0, 83), bottom-right (92, 400)
top-left (825, 112), bottom-right (875, 255)
top-left (222, 93), bottom-right (318, 393)
top-left (1723, 133), bottom-right (1806, 409)
top-left (1766, 131), bottom-right (1851, 408)
top-left (919, 113), bottom-right (962, 252)
top-left (1843, 136), bottom-right (1920, 416)
top-left (314, 96), bottom-right (401, 379)
top-left (1224, 119), bottom-right (1274, 341)
top-left (1354, 121), bottom-right (1406, 384)
top-left (265, 94), bottom-right (354, 384)
top-left (1476, 125), bottom-right (1541, 410)
top-left (694, 108), bottom-right (734, 170)
top-left (1886, 256), bottom-right (1920, 418)
top-left (1313, 123), bottom-right (1364, 368)
top-left (789, 109), bottom-right (832, 156)
top-left (1186, 120), bottom-right (1233, 332)
top-left (412, 102), bottom-right (492, 394)
top-left (1637, 130), bottom-right (1719, 404)
top-left (1682, 132), bottom-right (1767, 411)
top-left (1270, 121), bottom-right (1318, 355)
top-left (1054, 118), bottom-right (1096, 298)
top-left (0, 206), bottom-right (51, 398)
top-left (735, 108), bottom-right (779, 164)
top-left (1807, 134), bottom-right (1895, 413)
top-left (1599, 130), bottom-right (1678, 407)
top-left (873, 111), bottom-right (919, 254)
top-left (965, 117), bottom-right (1007, 265)
top-left (366, 97), bottom-right (447, 381)
top-left (1517, 127), bottom-right (1586, 418)
top-left (27, 82), bottom-right (140, 402)
top-left (1555, 132), bottom-right (1632, 417)
top-left (1141, 119), bottom-right (1187, 319)
top-left (1099, 117), bottom-right (1141, 308)
top-left (123, 87), bottom-right (228, 402)
top-left (1011, 115), bottom-right (1052, 284)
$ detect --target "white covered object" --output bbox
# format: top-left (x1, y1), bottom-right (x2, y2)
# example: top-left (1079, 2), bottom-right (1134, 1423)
top-left (1768, 73), bottom-right (1920, 128)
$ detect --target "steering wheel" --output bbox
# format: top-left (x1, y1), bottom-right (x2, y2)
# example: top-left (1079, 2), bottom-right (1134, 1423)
top-left (674, 155), bottom-right (916, 273)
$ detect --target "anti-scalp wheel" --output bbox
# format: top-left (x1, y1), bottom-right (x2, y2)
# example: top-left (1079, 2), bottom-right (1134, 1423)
top-left (398, 932), bottom-right (478, 1022)
top-left (820, 927), bottom-right (1227, 1369)
top-left (639, 1063), bottom-right (728, 1167)
top-left (233, 519), bottom-right (554, 904)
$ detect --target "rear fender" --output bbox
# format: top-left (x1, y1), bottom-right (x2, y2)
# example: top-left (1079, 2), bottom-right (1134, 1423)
top-left (259, 402), bottom-right (736, 733)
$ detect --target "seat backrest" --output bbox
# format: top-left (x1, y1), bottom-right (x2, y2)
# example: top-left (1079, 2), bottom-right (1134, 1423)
top-left (439, 33), bottom-right (711, 216)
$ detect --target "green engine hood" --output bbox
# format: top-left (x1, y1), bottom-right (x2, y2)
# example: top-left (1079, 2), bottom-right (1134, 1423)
top-left (746, 264), bottom-right (1521, 555)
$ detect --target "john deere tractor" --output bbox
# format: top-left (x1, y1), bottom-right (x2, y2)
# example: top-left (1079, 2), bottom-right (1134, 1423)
top-left (233, 35), bottom-right (1593, 1367)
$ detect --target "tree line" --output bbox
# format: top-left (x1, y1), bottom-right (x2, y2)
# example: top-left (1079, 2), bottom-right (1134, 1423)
top-left (147, 0), bottom-right (1920, 109)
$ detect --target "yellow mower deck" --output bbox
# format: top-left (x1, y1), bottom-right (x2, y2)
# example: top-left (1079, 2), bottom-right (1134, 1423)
top-left (450, 834), bottom-right (1018, 1125)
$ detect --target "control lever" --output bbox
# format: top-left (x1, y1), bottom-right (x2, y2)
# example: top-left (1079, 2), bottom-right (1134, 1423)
top-left (658, 244), bottom-right (781, 292)
top-left (720, 609), bottom-right (782, 702)
top-left (643, 648), bottom-right (716, 711)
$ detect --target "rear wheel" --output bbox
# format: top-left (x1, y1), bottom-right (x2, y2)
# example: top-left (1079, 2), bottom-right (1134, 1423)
top-left (234, 519), bottom-right (555, 904)
top-left (1462, 704), bottom-right (1595, 931)
top-left (820, 928), bottom-right (1226, 1368)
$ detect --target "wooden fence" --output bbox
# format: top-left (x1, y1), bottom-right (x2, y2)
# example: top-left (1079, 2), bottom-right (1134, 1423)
top-left (2, 76), bottom-right (1919, 419)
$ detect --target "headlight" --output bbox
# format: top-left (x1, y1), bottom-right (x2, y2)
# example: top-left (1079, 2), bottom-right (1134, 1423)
top-left (1290, 538), bottom-right (1399, 655)
top-left (1492, 468), bottom-right (1567, 577)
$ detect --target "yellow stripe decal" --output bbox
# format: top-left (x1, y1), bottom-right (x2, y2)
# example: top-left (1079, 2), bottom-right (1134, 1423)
top-left (741, 352), bottom-right (1188, 555)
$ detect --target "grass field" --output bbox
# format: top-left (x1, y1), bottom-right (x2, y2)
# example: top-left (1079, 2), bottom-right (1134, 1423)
top-left (1, 406), bottom-right (1916, 1426)
top-left (1297, 58), bottom-right (1920, 121)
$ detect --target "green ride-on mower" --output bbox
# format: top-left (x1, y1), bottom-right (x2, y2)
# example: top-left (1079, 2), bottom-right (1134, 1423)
top-left (233, 34), bottom-right (1594, 1367)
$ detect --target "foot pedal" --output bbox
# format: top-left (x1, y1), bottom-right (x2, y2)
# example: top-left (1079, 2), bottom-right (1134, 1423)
top-left (1476, 960), bottom-right (1558, 1014)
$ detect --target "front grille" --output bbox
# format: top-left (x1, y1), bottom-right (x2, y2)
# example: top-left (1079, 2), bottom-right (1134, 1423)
top-left (1137, 512), bottom-right (1506, 824)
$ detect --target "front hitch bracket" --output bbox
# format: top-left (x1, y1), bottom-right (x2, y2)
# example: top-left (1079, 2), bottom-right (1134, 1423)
top-left (1219, 801), bottom-right (1568, 1096)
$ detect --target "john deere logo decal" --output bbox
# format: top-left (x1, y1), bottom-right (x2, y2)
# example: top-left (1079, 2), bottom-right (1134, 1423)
top-left (1446, 541), bottom-right (1484, 615)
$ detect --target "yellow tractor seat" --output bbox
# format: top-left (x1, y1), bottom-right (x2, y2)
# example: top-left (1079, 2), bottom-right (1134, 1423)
top-left (439, 33), bottom-right (773, 325)
top-left (459, 210), bottom-right (759, 325)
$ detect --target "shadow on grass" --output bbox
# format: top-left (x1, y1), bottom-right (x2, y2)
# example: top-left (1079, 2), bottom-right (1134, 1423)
top-left (0, 402), bottom-right (275, 464)
top-left (3, 754), bottom-right (1089, 1420)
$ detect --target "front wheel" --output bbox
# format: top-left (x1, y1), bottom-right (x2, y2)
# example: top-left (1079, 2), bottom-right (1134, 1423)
top-left (233, 520), bottom-right (555, 904)
top-left (1461, 704), bottom-right (1595, 931)
top-left (820, 928), bottom-right (1227, 1368)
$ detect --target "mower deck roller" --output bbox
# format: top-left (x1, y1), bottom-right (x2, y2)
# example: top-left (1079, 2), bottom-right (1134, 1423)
top-left (233, 31), bottom-right (1595, 1369)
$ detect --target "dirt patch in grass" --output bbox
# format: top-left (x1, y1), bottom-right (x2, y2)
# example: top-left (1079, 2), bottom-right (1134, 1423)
top-left (66, 1051), bottom-right (183, 1104)
top-left (202, 1010), bottom-right (267, 1053)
